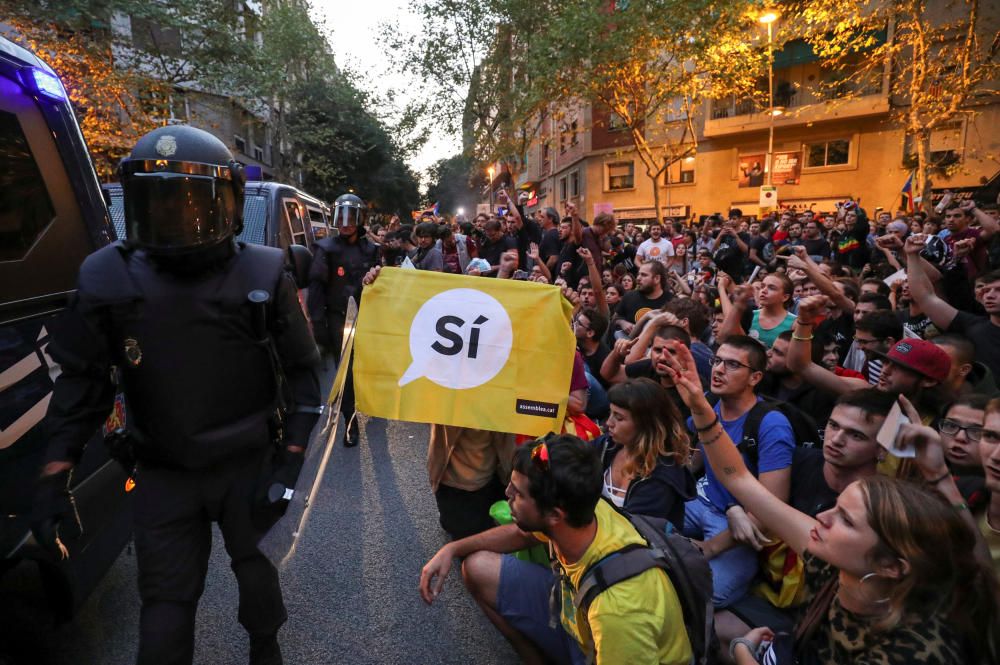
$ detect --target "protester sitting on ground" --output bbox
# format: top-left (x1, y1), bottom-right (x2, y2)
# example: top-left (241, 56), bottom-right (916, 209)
top-left (661, 341), bottom-right (1000, 665)
top-left (600, 324), bottom-right (698, 420)
top-left (841, 293), bottom-right (894, 376)
top-left (904, 234), bottom-right (1000, 381)
top-left (419, 436), bottom-right (694, 665)
top-left (592, 378), bottom-right (695, 529)
top-left (717, 273), bottom-right (796, 349)
top-left (683, 336), bottom-right (796, 609)
top-left (756, 330), bottom-right (837, 428)
top-left (937, 394), bottom-right (991, 510)
top-left (574, 308), bottom-right (611, 390)
top-left (706, 389), bottom-right (899, 656)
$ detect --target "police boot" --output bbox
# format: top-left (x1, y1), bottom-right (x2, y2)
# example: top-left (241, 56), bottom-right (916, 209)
top-left (343, 412), bottom-right (360, 448)
top-left (249, 633), bottom-right (282, 665)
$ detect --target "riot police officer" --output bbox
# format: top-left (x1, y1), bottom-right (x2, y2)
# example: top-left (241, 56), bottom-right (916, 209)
top-left (30, 125), bottom-right (322, 665)
top-left (306, 193), bottom-right (377, 446)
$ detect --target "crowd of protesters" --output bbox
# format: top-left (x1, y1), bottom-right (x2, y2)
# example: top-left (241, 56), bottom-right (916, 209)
top-left (359, 188), bottom-right (1000, 664)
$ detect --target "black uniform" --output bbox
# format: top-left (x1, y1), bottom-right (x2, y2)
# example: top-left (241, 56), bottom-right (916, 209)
top-left (306, 233), bottom-right (377, 431)
top-left (34, 125), bottom-right (322, 665)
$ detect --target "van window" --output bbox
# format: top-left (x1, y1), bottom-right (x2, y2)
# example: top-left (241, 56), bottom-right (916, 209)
top-left (0, 109), bottom-right (55, 262)
top-left (239, 193), bottom-right (268, 246)
top-left (307, 206), bottom-right (328, 239)
top-left (283, 200), bottom-right (307, 246)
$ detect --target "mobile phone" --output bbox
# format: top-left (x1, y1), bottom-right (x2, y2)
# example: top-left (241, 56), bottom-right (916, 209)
top-left (513, 269), bottom-right (529, 280)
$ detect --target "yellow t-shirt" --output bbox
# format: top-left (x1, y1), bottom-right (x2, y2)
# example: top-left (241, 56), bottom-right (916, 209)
top-left (979, 511), bottom-right (1000, 578)
top-left (537, 501), bottom-right (693, 665)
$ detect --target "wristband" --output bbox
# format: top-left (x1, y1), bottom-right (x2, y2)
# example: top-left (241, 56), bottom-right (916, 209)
top-left (729, 638), bottom-right (757, 660)
top-left (695, 413), bottom-right (720, 433)
top-left (791, 333), bottom-right (814, 341)
top-left (699, 427), bottom-right (725, 446)
top-left (794, 319), bottom-right (814, 327)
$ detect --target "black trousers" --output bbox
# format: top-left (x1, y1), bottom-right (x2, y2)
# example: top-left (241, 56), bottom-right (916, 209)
top-left (434, 476), bottom-right (506, 540)
top-left (132, 449), bottom-right (286, 665)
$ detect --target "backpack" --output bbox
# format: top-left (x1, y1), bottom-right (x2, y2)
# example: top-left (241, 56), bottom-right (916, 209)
top-left (573, 509), bottom-right (717, 665)
top-left (706, 395), bottom-right (820, 471)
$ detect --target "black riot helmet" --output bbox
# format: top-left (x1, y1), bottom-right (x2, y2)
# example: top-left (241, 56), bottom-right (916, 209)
top-left (332, 193), bottom-right (366, 229)
top-left (119, 125), bottom-right (245, 255)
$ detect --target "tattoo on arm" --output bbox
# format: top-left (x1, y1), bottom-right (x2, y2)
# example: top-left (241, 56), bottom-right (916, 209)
top-left (723, 466), bottom-right (737, 476)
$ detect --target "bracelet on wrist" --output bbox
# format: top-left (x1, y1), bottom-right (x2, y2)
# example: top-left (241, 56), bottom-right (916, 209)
top-left (695, 413), bottom-right (720, 433)
top-left (953, 501), bottom-right (969, 512)
top-left (699, 427), bottom-right (725, 446)
top-left (791, 333), bottom-right (814, 341)
top-left (794, 319), bottom-right (814, 327)
top-left (729, 638), bottom-right (757, 660)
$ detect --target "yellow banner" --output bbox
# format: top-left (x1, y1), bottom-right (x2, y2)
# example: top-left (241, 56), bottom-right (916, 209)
top-left (354, 268), bottom-right (575, 436)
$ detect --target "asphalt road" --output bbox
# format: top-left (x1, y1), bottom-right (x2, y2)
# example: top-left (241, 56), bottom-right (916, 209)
top-left (1, 414), bottom-right (518, 665)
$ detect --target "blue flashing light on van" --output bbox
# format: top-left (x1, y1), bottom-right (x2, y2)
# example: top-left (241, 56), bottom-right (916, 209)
top-left (20, 66), bottom-right (68, 102)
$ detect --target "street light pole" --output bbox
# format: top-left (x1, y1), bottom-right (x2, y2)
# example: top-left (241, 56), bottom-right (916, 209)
top-left (487, 166), bottom-right (495, 213)
top-left (762, 13), bottom-right (777, 187)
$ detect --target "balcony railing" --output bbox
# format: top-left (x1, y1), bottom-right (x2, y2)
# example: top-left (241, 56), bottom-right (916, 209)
top-left (711, 76), bottom-right (883, 121)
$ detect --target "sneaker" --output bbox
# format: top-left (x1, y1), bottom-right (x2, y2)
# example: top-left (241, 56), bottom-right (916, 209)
top-left (344, 413), bottom-right (360, 448)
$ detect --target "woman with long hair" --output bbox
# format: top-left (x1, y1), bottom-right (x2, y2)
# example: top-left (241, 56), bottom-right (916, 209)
top-left (662, 342), bottom-right (1000, 665)
top-left (618, 272), bottom-right (635, 291)
top-left (593, 378), bottom-right (695, 530)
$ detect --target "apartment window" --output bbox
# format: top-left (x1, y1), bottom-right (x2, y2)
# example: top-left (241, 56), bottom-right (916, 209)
top-left (542, 143), bottom-right (551, 173)
top-left (167, 91), bottom-right (188, 123)
top-left (608, 112), bottom-right (628, 132)
top-left (570, 171), bottom-right (579, 197)
top-left (903, 122), bottom-right (963, 169)
top-left (805, 139), bottom-right (850, 168)
top-left (559, 177), bottom-right (568, 201)
top-left (559, 131), bottom-right (568, 154)
top-left (234, 135), bottom-right (247, 154)
top-left (607, 161), bottom-right (634, 190)
top-left (665, 156), bottom-right (696, 185)
top-left (253, 145), bottom-right (264, 162)
top-left (570, 120), bottom-right (579, 145)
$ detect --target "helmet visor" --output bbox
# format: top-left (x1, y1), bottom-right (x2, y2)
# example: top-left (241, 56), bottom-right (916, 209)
top-left (123, 173), bottom-right (235, 252)
top-left (332, 205), bottom-right (364, 229)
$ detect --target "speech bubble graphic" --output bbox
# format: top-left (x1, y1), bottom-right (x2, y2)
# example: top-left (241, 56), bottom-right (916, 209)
top-left (399, 288), bottom-right (513, 389)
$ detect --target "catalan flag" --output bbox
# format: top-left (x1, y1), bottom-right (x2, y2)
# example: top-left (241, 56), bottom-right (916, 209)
top-left (900, 171), bottom-right (915, 214)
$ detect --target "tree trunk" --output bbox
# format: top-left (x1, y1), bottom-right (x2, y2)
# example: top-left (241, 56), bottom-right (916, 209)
top-left (913, 129), bottom-right (932, 213)
top-left (650, 170), bottom-right (663, 226)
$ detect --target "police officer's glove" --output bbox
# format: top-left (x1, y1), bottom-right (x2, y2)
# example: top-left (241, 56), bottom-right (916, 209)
top-left (31, 469), bottom-right (82, 560)
top-left (253, 448), bottom-right (305, 532)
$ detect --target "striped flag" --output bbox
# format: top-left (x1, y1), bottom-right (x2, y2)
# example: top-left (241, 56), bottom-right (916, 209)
top-left (900, 171), bottom-right (915, 213)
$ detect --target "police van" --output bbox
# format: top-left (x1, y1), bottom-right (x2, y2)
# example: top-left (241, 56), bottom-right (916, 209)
top-left (104, 179), bottom-right (332, 249)
top-left (0, 36), bottom-right (131, 621)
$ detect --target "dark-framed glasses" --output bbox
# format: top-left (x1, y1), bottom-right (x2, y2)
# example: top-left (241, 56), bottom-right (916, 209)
top-left (939, 419), bottom-right (984, 441)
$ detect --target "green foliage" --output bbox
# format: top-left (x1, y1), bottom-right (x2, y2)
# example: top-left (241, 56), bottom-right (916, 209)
top-left (425, 154), bottom-right (484, 215)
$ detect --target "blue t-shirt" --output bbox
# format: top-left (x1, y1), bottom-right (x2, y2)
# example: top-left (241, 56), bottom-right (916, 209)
top-left (688, 398), bottom-right (795, 512)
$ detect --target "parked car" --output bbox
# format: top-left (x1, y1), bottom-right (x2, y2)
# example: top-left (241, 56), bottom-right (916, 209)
top-left (0, 35), bottom-right (131, 620)
top-left (104, 179), bottom-right (332, 250)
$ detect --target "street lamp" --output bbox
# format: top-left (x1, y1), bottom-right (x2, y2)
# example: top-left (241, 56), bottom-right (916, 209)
top-left (457, 207), bottom-right (465, 216)
top-left (487, 166), bottom-right (495, 213)
top-left (760, 10), bottom-right (779, 187)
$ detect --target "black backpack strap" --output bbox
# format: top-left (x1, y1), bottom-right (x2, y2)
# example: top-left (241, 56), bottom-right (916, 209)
top-left (738, 400), bottom-right (776, 472)
top-left (574, 544), bottom-right (657, 613)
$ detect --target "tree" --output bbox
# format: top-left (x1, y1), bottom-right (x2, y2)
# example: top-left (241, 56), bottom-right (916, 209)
top-left (520, 0), bottom-right (761, 225)
top-left (788, 0), bottom-right (1000, 208)
top-left (425, 154), bottom-right (483, 216)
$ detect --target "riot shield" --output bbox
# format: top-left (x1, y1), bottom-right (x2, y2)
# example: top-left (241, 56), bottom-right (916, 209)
top-left (259, 296), bottom-right (358, 567)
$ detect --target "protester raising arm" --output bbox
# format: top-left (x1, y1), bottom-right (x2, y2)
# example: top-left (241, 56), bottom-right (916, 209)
top-left (716, 274), bottom-right (752, 342)
top-left (785, 295), bottom-right (869, 396)
top-left (527, 242), bottom-right (552, 284)
top-left (903, 233), bottom-right (960, 331)
top-left (780, 246), bottom-right (855, 317)
top-left (578, 247), bottom-right (608, 318)
top-left (661, 340), bottom-right (815, 554)
top-left (600, 337), bottom-right (637, 386)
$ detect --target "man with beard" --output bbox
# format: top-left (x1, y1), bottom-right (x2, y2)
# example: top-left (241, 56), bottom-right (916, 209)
top-left (616, 261), bottom-right (671, 335)
top-left (905, 234), bottom-right (1000, 381)
top-left (418, 436), bottom-right (693, 665)
top-left (600, 324), bottom-right (698, 420)
top-left (757, 330), bottom-right (837, 427)
top-left (636, 222), bottom-right (674, 266)
top-left (574, 308), bottom-right (611, 389)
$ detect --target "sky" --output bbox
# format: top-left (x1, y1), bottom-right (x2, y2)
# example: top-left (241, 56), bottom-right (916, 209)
top-left (311, 0), bottom-right (462, 184)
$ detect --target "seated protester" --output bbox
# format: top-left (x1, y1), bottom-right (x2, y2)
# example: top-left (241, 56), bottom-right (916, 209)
top-left (411, 222), bottom-right (444, 271)
top-left (717, 274), bottom-right (796, 350)
top-left (600, 324), bottom-right (699, 421)
top-left (894, 279), bottom-right (939, 339)
top-left (594, 379), bottom-right (696, 529)
top-left (932, 334), bottom-right (999, 397)
top-left (662, 343), bottom-right (1000, 665)
top-left (419, 436), bottom-right (694, 665)
top-left (710, 389), bottom-right (897, 643)
top-left (840, 293), bottom-right (893, 376)
top-left (978, 399), bottom-right (1000, 574)
top-left (683, 336), bottom-right (796, 608)
top-left (662, 297), bottom-right (714, 384)
top-left (906, 236), bottom-right (1000, 382)
top-left (815, 329), bottom-right (866, 380)
top-left (756, 330), bottom-right (837, 428)
top-left (615, 261), bottom-right (672, 336)
top-left (574, 308), bottom-right (611, 390)
top-left (938, 394), bottom-right (991, 511)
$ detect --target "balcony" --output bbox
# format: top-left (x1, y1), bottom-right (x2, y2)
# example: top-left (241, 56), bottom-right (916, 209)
top-left (705, 72), bottom-right (888, 137)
